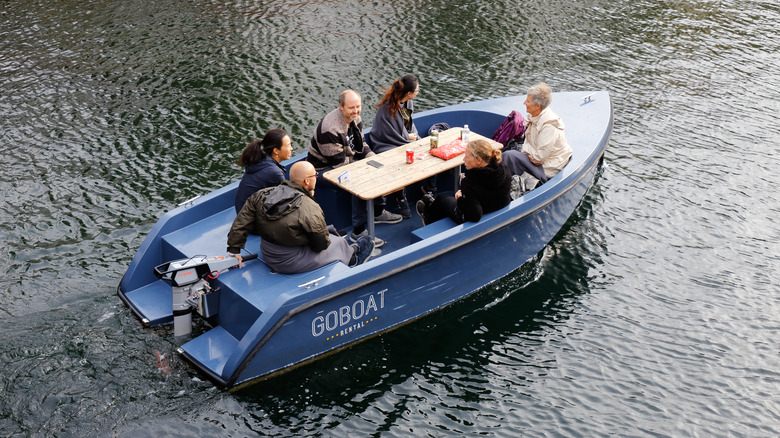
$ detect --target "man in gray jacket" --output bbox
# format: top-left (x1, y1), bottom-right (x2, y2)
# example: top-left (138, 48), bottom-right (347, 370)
top-left (227, 161), bottom-right (373, 274)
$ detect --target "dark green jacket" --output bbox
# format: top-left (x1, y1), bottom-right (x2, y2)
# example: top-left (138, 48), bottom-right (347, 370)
top-left (227, 181), bottom-right (330, 254)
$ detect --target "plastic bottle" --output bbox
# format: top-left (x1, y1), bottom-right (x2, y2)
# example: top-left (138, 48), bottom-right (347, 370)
top-left (461, 124), bottom-right (470, 143)
top-left (430, 129), bottom-right (439, 149)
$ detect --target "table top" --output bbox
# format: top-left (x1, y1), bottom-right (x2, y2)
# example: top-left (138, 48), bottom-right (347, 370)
top-left (322, 127), bottom-right (502, 200)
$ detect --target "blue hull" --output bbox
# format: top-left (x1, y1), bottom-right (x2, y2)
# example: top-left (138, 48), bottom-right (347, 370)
top-left (118, 91), bottom-right (613, 389)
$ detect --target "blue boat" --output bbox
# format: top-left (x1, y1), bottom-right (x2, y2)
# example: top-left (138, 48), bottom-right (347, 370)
top-left (117, 91), bottom-right (613, 389)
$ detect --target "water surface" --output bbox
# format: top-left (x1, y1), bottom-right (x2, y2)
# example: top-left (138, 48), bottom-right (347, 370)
top-left (1, 0), bottom-right (778, 436)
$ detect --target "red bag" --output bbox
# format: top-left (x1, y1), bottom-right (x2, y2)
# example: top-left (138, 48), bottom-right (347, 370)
top-left (430, 139), bottom-right (466, 160)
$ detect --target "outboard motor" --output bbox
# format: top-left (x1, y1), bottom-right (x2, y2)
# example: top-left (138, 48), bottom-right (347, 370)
top-left (154, 254), bottom-right (257, 337)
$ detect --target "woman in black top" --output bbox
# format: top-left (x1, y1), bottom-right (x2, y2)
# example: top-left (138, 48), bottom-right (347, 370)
top-left (417, 139), bottom-right (511, 225)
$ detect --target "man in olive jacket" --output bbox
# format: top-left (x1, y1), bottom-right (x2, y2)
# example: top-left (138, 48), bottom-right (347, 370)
top-left (227, 161), bottom-right (373, 274)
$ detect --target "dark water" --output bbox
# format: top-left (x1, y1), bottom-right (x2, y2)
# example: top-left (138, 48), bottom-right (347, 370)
top-left (2, 0), bottom-right (778, 436)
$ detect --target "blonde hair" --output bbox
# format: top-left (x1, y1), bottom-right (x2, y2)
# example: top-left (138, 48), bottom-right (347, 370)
top-left (468, 139), bottom-right (502, 164)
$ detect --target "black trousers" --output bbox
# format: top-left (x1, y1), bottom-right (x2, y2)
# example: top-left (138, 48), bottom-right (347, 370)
top-left (424, 195), bottom-right (463, 224)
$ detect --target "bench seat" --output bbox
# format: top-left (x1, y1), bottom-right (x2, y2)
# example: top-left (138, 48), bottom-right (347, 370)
top-left (410, 217), bottom-right (458, 243)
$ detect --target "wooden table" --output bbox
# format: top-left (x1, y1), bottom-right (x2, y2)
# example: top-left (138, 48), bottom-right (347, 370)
top-left (323, 127), bottom-right (502, 238)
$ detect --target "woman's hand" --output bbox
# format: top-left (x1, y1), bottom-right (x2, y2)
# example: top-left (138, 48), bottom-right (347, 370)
top-left (408, 133), bottom-right (418, 141)
top-left (526, 152), bottom-right (542, 166)
top-left (455, 190), bottom-right (463, 199)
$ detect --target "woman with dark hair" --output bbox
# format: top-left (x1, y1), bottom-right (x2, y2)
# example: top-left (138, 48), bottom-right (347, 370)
top-left (369, 74), bottom-right (420, 217)
top-left (234, 128), bottom-right (293, 213)
top-left (416, 139), bottom-right (511, 225)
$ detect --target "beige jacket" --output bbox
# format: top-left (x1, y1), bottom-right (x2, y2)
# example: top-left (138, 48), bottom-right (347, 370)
top-left (521, 107), bottom-right (573, 178)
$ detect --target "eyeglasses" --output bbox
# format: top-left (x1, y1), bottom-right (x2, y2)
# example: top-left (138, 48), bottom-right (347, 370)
top-left (305, 173), bottom-right (318, 179)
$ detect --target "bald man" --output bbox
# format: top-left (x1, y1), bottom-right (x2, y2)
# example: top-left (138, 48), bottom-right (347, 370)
top-left (307, 90), bottom-right (402, 246)
top-left (227, 161), bottom-right (374, 273)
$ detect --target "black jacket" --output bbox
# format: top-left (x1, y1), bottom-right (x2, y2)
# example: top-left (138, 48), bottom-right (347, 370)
top-left (456, 160), bottom-right (512, 223)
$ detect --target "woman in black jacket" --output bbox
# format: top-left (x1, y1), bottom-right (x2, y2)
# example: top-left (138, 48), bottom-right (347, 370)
top-left (417, 139), bottom-right (512, 225)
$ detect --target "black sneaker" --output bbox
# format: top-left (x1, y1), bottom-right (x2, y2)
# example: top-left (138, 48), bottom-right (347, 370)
top-left (416, 199), bottom-right (428, 226)
top-left (349, 235), bottom-right (375, 266)
top-left (421, 184), bottom-right (437, 198)
top-left (388, 197), bottom-right (412, 219)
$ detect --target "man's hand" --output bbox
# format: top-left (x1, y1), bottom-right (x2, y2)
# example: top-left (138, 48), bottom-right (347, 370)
top-left (229, 253), bottom-right (243, 267)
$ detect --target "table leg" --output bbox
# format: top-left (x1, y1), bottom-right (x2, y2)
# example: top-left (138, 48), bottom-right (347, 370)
top-left (366, 198), bottom-right (375, 238)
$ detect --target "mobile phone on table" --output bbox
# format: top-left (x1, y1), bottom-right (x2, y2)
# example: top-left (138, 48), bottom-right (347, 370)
top-left (367, 160), bottom-right (383, 168)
